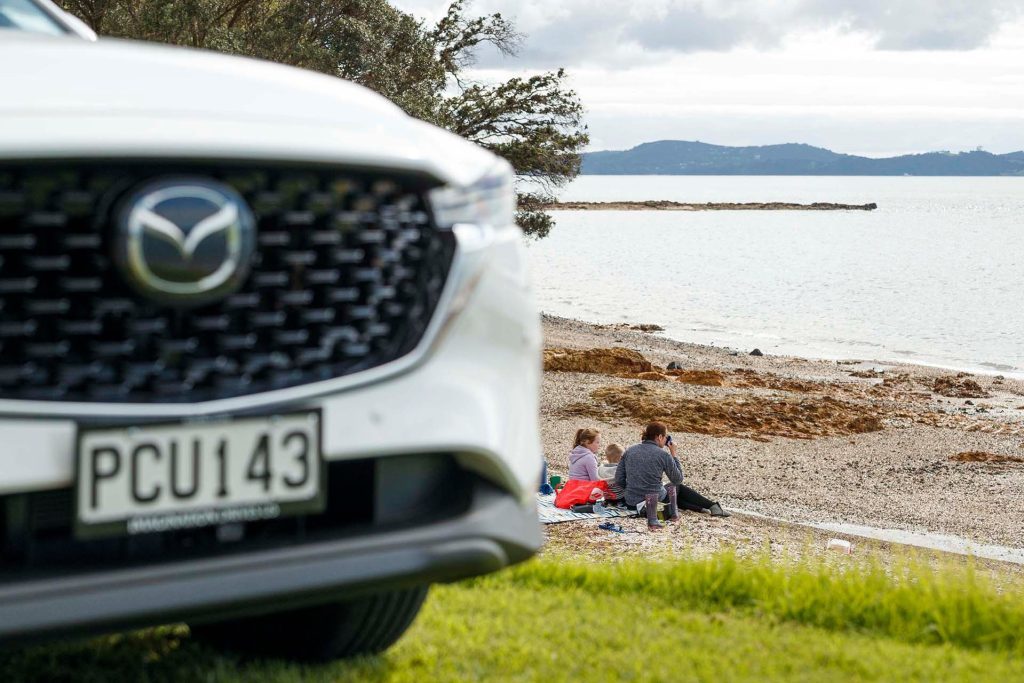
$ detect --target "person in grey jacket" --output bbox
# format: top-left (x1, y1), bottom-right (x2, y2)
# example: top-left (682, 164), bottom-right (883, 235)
top-left (615, 421), bottom-right (730, 530)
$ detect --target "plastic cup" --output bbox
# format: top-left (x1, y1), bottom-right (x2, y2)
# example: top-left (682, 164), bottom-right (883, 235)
top-left (827, 538), bottom-right (853, 555)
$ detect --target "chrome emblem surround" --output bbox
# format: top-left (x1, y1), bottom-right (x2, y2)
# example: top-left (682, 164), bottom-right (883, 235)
top-left (114, 178), bottom-right (256, 306)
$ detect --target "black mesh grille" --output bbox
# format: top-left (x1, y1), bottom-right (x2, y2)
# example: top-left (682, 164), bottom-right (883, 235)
top-left (0, 162), bottom-right (455, 403)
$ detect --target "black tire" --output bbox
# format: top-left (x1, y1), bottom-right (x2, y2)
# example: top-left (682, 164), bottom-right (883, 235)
top-left (189, 586), bottom-right (429, 662)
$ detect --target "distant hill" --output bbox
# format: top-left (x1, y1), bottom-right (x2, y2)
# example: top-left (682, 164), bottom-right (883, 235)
top-left (581, 141), bottom-right (1024, 176)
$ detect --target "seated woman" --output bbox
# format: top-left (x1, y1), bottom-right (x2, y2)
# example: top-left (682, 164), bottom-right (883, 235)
top-left (614, 421), bottom-right (730, 531)
top-left (567, 427), bottom-right (601, 481)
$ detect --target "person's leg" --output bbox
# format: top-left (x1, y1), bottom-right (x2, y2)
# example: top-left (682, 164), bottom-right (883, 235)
top-left (677, 484), bottom-right (714, 512)
top-left (678, 484), bottom-right (732, 517)
top-left (665, 484), bottom-right (680, 521)
top-left (644, 492), bottom-right (662, 530)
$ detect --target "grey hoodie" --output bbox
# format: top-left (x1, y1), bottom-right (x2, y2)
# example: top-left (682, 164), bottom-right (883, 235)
top-left (568, 445), bottom-right (599, 480)
top-left (614, 440), bottom-right (684, 507)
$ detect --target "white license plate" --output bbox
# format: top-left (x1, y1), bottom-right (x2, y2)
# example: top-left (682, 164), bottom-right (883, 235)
top-left (75, 411), bottom-right (323, 538)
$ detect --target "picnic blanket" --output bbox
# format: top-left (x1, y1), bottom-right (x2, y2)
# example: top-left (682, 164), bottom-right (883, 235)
top-left (536, 493), bottom-right (636, 524)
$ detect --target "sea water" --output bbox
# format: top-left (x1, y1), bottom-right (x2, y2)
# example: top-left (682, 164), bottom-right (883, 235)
top-left (526, 176), bottom-right (1024, 377)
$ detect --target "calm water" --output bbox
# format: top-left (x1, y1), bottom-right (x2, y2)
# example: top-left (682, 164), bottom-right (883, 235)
top-left (527, 176), bottom-right (1024, 376)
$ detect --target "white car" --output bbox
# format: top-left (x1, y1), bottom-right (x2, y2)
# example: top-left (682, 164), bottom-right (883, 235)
top-left (0, 0), bottom-right (543, 661)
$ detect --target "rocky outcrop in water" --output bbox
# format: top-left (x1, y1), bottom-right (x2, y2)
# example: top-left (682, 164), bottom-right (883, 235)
top-left (544, 200), bottom-right (878, 211)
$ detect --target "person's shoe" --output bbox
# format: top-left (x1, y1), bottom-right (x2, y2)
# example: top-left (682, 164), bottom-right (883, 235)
top-left (709, 503), bottom-right (731, 518)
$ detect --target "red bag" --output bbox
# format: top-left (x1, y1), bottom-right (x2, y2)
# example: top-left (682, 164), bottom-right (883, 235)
top-left (554, 479), bottom-right (609, 509)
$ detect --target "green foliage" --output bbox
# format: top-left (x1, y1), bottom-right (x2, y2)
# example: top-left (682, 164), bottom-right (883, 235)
top-left (56, 0), bottom-right (588, 237)
top-left (439, 69), bottom-right (587, 186)
top-left (514, 191), bottom-right (556, 239)
top-left (3, 552), bottom-right (1023, 682)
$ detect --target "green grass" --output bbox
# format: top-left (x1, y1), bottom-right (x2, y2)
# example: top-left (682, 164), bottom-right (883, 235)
top-left (3, 552), bottom-right (1023, 682)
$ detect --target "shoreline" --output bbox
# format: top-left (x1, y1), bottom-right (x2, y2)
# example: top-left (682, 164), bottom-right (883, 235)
top-left (546, 313), bottom-right (1024, 381)
top-left (539, 314), bottom-right (1024, 569)
top-left (662, 332), bottom-right (1024, 381)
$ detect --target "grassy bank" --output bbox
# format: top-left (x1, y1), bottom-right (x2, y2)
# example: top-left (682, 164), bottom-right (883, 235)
top-left (3, 553), bottom-right (1023, 682)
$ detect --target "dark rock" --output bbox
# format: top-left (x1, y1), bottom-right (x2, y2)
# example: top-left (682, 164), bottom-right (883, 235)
top-left (749, 348), bottom-right (764, 357)
top-left (630, 323), bottom-right (665, 332)
top-left (933, 375), bottom-right (989, 399)
top-left (667, 361), bottom-right (684, 370)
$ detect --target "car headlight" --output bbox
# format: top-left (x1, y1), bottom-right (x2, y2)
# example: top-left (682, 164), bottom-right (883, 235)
top-left (428, 161), bottom-right (516, 233)
top-left (426, 161), bottom-right (520, 341)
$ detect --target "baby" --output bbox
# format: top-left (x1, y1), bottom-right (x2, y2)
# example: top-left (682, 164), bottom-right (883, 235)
top-left (597, 443), bottom-right (626, 502)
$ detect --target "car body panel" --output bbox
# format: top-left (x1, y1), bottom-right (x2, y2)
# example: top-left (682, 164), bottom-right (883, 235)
top-left (0, 34), bottom-right (497, 188)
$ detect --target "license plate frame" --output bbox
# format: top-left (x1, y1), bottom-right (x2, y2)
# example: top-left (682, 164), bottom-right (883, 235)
top-left (74, 410), bottom-right (324, 539)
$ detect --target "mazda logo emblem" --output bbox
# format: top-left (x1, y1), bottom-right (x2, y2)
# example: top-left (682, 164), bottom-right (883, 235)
top-left (115, 178), bottom-right (256, 306)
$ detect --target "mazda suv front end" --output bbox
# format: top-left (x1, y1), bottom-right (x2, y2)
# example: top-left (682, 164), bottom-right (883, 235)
top-left (0, 18), bottom-right (543, 661)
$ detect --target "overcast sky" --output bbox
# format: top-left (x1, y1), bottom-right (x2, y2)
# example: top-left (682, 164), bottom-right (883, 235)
top-left (392, 0), bottom-right (1024, 156)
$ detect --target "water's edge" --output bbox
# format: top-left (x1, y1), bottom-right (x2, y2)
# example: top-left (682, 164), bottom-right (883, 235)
top-left (531, 176), bottom-right (1023, 379)
top-left (542, 312), bottom-right (1024, 380)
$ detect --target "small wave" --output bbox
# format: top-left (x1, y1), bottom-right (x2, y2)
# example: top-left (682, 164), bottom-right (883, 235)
top-left (980, 361), bottom-right (1020, 372)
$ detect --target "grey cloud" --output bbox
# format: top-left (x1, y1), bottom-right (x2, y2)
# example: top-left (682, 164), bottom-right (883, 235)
top-left (623, 6), bottom-right (773, 53)
top-left (442, 0), bottom-right (1024, 70)
top-left (802, 0), bottom-right (1024, 50)
top-left (469, 4), bottom-right (651, 69)
top-left (470, 2), bottom-right (780, 69)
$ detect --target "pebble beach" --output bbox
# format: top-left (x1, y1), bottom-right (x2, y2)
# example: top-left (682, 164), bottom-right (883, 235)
top-left (539, 314), bottom-right (1024, 569)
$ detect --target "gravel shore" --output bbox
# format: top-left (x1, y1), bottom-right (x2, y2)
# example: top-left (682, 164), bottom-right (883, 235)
top-left (540, 314), bottom-right (1024, 560)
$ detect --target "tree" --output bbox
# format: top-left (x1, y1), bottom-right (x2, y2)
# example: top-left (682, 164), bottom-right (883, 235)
top-left (57, 0), bottom-right (587, 237)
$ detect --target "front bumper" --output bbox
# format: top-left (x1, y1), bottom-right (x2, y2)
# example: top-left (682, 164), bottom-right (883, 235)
top-left (0, 482), bottom-right (540, 642)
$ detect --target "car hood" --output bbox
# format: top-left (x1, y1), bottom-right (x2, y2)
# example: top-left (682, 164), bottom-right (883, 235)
top-left (0, 34), bottom-right (498, 187)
